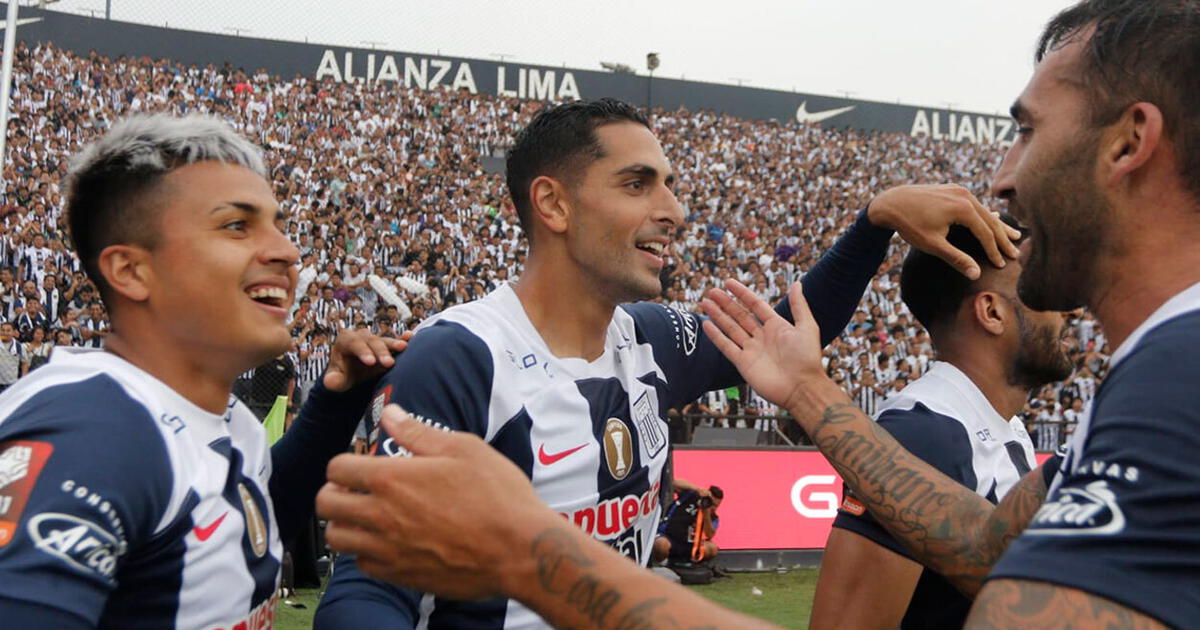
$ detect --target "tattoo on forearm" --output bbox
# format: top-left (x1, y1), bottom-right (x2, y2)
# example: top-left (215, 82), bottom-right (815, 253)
top-left (808, 403), bottom-right (1048, 595)
top-left (970, 579), bottom-right (1166, 629)
top-left (530, 529), bottom-right (719, 630)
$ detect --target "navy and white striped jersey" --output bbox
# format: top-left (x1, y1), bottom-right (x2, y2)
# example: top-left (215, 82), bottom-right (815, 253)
top-left (991, 282), bottom-right (1200, 628)
top-left (0, 347), bottom-right (282, 629)
top-left (318, 285), bottom-right (743, 629)
top-left (316, 208), bottom-right (897, 630)
top-left (833, 361), bottom-right (1036, 630)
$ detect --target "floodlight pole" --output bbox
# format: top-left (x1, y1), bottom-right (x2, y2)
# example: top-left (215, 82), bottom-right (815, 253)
top-left (0, 0), bottom-right (20, 185)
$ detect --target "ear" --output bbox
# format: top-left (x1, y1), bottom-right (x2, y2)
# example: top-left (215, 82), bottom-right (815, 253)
top-left (970, 291), bottom-right (1006, 337)
top-left (1104, 102), bottom-right (1163, 187)
top-left (528, 174), bottom-right (571, 236)
top-left (97, 245), bottom-right (152, 303)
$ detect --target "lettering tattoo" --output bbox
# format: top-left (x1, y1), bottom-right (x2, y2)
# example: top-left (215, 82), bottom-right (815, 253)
top-left (968, 579), bottom-right (1166, 629)
top-left (809, 402), bottom-right (1048, 595)
top-left (530, 529), bottom-right (718, 630)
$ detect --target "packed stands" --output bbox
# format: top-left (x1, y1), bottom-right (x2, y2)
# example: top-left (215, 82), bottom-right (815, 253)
top-left (0, 42), bottom-right (1107, 445)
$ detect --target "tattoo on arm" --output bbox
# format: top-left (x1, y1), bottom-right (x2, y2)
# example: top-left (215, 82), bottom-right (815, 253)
top-left (808, 402), bottom-right (1048, 596)
top-left (531, 529), bottom-right (719, 630)
top-left (967, 579), bottom-right (1166, 629)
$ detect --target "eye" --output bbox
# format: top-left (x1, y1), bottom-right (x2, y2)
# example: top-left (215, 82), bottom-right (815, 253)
top-left (626, 180), bottom-right (645, 191)
top-left (1016, 126), bottom-right (1033, 137)
top-left (222, 220), bottom-right (248, 233)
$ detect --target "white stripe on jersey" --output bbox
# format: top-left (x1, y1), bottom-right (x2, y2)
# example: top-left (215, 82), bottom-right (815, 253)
top-left (0, 347), bottom-right (282, 628)
top-left (878, 361), bottom-right (1036, 498)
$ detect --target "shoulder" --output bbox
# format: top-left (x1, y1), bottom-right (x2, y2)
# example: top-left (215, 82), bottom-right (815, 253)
top-left (620, 302), bottom-right (700, 356)
top-left (875, 403), bottom-right (976, 480)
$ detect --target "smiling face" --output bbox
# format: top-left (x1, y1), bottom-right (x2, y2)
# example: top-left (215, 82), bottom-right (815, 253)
top-left (992, 36), bottom-right (1114, 312)
top-left (561, 122), bottom-right (684, 304)
top-left (145, 161), bottom-right (299, 367)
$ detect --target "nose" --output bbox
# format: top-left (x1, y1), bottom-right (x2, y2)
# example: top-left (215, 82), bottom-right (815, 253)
top-left (657, 185), bottom-right (685, 229)
top-left (990, 143), bottom-right (1019, 202)
top-left (262, 221), bottom-right (301, 267)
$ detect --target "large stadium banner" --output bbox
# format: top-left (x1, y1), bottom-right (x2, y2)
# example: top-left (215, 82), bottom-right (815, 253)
top-left (13, 4), bottom-right (1014, 145)
top-left (675, 448), bottom-right (1054, 551)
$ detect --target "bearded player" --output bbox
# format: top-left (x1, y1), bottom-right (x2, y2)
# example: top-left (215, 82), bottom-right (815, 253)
top-left (809, 219), bottom-right (1072, 630)
top-left (0, 115), bottom-right (404, 628)
top-left (314, 98), bottom-right (1017, 629)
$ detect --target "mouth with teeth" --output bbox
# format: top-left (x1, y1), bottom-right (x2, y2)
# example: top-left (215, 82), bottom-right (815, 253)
top-left (635, 240), bottom-right (668, 267)
top-left (246, 285), bottom-right (290, 313)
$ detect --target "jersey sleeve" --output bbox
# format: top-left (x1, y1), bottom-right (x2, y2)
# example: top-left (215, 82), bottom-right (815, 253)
top-left (624, 208), bottom-right (892, 406)
top-left (831, 403), bottom-right (977, 559)
top-left (0, 376), bottom-right (172, 626)
top-left (315, 320), bottom-right (495, 629)
top-left (988, 315), bottom-right (1200, 628)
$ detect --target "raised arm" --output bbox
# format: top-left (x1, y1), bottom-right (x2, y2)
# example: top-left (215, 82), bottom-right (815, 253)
top-left (700, 280), bottom-right (1049, 596)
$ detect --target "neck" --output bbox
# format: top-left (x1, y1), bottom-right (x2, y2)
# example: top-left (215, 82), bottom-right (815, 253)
top-left (937, 343), bottom-right (1028, 420)
top-left (104, 327), bottom-right (236, 415)
top-left (511, 250), bottom-right (617, 361)
top-left (1090, 229), bottom-right (1200, 351)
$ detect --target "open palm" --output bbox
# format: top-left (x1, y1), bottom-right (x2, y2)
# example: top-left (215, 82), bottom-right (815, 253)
top-left (700, 280), bottom-right (826, 410)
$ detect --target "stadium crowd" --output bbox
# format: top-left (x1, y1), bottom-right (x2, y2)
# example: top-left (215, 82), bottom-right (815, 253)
top-left (0, 41), bottom-right (1106, 448)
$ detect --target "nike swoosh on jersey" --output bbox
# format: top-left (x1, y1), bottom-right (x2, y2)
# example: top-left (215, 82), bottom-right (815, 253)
top-left (538, 443), bottom-right (588, 466)
top-left (795, 101), bottom-right (857, 124)
top-left (193, 512), bottom-right (229, 542)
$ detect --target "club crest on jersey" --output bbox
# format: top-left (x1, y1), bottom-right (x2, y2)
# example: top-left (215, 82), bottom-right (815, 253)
top-left (603, 418), bottom-right (634, 480)
top-left (238, 483), bottom-right (269, 558)
top-left (1027, 480), bottom-right (1125, 536)
top-left (631, 391), bottom-right (666, 459)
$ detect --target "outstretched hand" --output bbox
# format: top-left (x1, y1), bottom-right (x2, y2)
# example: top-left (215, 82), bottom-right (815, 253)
top-left (700, 280), bottom-right (827, 410)
top-left (323, 329), bottom-right (413, 392)
top-left (868, 184), bottom-right (1021, 280)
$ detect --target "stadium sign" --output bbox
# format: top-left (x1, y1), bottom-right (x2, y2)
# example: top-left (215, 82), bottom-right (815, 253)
top-left (11, 4), bottom-right (1013, 144)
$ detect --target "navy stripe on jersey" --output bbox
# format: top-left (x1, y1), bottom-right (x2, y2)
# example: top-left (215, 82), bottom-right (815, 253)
top-left (832, 403), bottom-right (977, 630)
top-left (208, 437), bottom-right (280, 609)
top-left (0, 375), bottom-right (173, 626)
top-left (493, 409), bottom-right (534, 479)
top-left (991, 310), bottom-right (1200, 629)
top-left (316, 320), bottom-right (495, 629)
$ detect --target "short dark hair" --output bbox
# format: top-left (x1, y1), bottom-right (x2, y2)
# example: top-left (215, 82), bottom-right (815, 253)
top-left (65, 114), bottom-right (265, 303)
top-left (1037, 0), bottom-right (1200, 200)
top-left (505, 98), bottom-right (650, 239)
top-left (708, 485), bottom-right (724, 500)
top-left (900, 215), bottom-right (1023, 336)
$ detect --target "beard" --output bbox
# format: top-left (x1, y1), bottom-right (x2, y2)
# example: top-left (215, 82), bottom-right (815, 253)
top-left (1014, 131), bottom-right (1113, 312)
top-left (1008, 306), bottom-right (1075, 391)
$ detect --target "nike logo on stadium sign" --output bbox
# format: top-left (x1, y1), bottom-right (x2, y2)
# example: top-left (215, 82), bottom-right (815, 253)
top-left (193, 512), bottom-right (228, 542)
top-left (794, 101), bottom-right (856, 124)
top-left (538, 443), bottom-right (587, 466)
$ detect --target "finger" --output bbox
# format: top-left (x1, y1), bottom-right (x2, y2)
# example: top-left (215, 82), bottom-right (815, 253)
top-left (723, 278), bottom-right (780, 325)
top-left (958, 198), bottom-right (1008, 270)
top-left (787, 282), bottom-right (815, 328)
top-left (972, 196), bottom-right (1021, 261)
top-left (316, 482), bottom-right (380, 527)
top-left (380, 404), bottom-right (456, 456)
top-left (699, 295), bottom-right (752, 349)
top-left (399, 330), bottom-right (415, 342)
top-left (366, 337), bottom-right (395, 367)
top-left (701, 318), bottom-right (744, 363)
top-left (926, 232), bottom-right (983, 281)
top-left (324, 519), bottom-right (392, 558)
top-left (325, 452), bottom-right (404, 492)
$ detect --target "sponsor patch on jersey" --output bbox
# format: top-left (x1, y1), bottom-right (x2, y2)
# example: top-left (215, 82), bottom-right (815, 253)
top-left (603, 418), bottom-right (634, 480)
top-left (239, 483), bottom-right (269, 558)
top-left (0, 440), bottom-right (53, 547)
top-left (666, 306), bottom-right (699, 356)
top-left (1026, 479), bottom-right (1125, 536)
top-left (840, 494), bottom-right (866, 516)
top-left (631, 391), bottom-right (666, 459)
top-left (28, 512), bottom-right (122, 580)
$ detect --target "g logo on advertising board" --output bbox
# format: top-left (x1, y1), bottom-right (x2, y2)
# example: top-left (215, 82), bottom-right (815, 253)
top-left (791, 475), bottom-right (839, 519)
